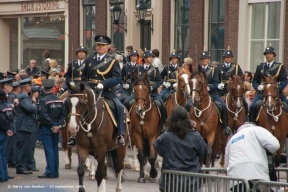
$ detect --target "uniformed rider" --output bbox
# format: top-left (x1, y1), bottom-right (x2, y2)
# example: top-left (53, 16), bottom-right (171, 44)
top-left (160, 51), bottom-right (180, 101)
top-left (119, 49), bottom-right (139, 103)
top-left (184, 50), bottom-right (232, 135)
top-left (70, 35), bottom-right (125, 146)
top-left (249, 46), bottom-right (288, 123)
top-left (123, 50), bottom-right (166, 133)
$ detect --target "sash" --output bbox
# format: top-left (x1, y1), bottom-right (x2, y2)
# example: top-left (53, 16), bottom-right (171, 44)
top-left (205, 68), bottom-right (213, 77)
top-left (266, 64), bottom-right (279, 75)
top-left (147, 66), bottom-right (155, 75)
top-left (91, 57), bottom-right (113, 71)
top-left (225, 65), bottom-right (236, 76)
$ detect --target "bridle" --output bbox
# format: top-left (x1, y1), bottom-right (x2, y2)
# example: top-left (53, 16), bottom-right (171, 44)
top-left (190, 75), bottom-right (204, 106)
top-left (263, 82), bottom-right (279, 108)
top-left (134, 82), bottom-right (152, 119)
top-left (228, 81), bottom-right (244, 107)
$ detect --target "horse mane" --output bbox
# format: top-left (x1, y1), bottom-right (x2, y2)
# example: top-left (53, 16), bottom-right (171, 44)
top-left (134, 73), bottom-right (151, 93)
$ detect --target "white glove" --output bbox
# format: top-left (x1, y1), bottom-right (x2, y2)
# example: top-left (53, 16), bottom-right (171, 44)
top-left (163, 82), bottom-right (171, 89)
top-left (122, 84), bottom-right (129, 89)
top-left (207, 86), bottom-right (210, 91)
top-left (258, 85), bottom-right (264, 91)
top-left (173, 83), bottom-right (178, 89)
top-left (217, 83), bottom-right (224, 90)
top-left (150, 86), bottom-right (153, 90)
top-left (97, 83), bottom-right (104, 89)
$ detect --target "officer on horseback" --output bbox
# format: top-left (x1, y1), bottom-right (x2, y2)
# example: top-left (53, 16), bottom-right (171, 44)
top-left (123, 50), bottom-right (166, 133)
top-left (160, 51), bottom-right (180, 102)
top-left (119, 49), bottom-right (139, 103)
top-left (249, 45), bottom-right (288, 123)
top-left (184, 49), bottom-right (232, 135)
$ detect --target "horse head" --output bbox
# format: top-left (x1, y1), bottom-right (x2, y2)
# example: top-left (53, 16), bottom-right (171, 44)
top-left (177, 68), bottom-right (191, 99)
top-left (228, 74), bottom-right (245, 109)
top-left (262, 74), bottom-right (280, 111)
top-left (189, 65), bottom-right (207, 106)
top-left (133, 72), bottom-right (151, 116)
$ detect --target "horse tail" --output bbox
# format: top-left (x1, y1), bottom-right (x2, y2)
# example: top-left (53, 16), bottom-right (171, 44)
top-left (107, 149), bottom-right (126, 181)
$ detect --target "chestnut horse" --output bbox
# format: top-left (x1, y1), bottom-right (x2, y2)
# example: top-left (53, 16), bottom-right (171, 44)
top-left (257, 75), bottom-right (288, 167)
top-left (130, 72), bottom-right (160, 183)
top-left (219, 74), bottom-right (246, 167)
top-left (67, 82), bottom-right (130, 192)
top-left (166, 68), bottom-right (191, 117)
top-left (188, 65), bottom-right (222, 167)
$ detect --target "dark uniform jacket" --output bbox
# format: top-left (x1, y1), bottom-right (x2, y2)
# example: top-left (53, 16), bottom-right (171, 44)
top-left (161, 64), bottom-right (178, 88)
top-left (81, 53), bottom-right (121, 99)
top-left (0, 101), bottom-right (13, 133)
top-left (64, 60), bottom-right (84, 85)
top-left (218, 63), bottom-right (243, 96)
top-left (132, 65), bottom-right (162, 97)
top-left (252, 61), bottom-right (287, 99)
top-left (15, 92), bottom-right (37, 133)
top-left (39, 92), bottom-right (66, 129)
top-left (121, 62), bottom-right (138, 92)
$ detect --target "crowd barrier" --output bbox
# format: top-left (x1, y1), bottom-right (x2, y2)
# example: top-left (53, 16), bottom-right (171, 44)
top-left (252, 180), bottom-right (288, 192)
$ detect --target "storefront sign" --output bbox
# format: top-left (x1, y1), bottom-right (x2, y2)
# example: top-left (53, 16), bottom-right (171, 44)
top-left (21, 1), bottom-right (59, 11)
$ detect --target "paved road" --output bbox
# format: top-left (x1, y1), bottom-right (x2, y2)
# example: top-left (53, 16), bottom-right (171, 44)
top-left (1, 147), bottom-right (160, 192)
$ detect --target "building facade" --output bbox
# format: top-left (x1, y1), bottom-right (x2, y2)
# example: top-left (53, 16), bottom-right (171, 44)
top-left (0, 0), bottom-right (287, 73)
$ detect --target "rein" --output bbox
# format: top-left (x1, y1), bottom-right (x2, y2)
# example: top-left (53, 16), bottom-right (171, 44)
top-left (134, 83), bottom-right (152, 119)
top-left (175, 82), bottom-right (189, 106)
top-left (226, 92), bottom-right (243, 120)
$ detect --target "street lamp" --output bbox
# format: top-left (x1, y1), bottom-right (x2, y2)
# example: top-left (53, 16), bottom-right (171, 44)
top-left (110, 5), bottom-right (121, 24)
top-left (136, 3), bottom-right (147, 23)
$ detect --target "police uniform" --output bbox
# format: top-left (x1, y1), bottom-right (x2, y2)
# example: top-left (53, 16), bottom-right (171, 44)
top-left (123, 50), bottom-right (167, 132)
top-left (81, 35), bottom-right (125, 146)
top-left (38, 79), bottom-right (66, 178)
top-left (64, 46), bottom-right (87, 85)
top-left (160, 52), bottom-right (180, 101)
top-left (119, 49), bottom-right (139, 103)
top-left (15, 78), bottom-right (38, 174)
top-left (250, 46), bottom-right (288, 122)
top-left (184, 50), bottom-right (232, 135)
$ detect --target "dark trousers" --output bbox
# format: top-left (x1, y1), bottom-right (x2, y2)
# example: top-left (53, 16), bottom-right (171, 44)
top-left (15, 131), bottom-right (31, 172)
top-left (4, 134), bottom-right (16, 165)
top-left (26, 132), bottom-right (38, 170)
top-left (0, 132), bottom-right (8, 181)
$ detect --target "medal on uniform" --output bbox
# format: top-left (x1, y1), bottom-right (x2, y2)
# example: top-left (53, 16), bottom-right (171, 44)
top-left (104, 59), bottom-right (106, 64)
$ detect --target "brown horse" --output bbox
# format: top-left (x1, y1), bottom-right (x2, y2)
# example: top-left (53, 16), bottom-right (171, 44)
top-left (188, 65), bottom-right (222, 167)
top-left (67, 82), bottom-right (130, 192)
top-left (257, 75), bottom-right (288, 167)
top-left (166, 68), bottom-right (191, 117)
top-left (130, 72), bottom-right (160, 183)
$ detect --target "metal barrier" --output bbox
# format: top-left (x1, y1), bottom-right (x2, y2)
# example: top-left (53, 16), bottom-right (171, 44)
top-left (162, 170), bottom-right (250, 192)
top-left (201, 167), bottom-right (227, 175)
top-left (252, 180), bottom-right (288, 192)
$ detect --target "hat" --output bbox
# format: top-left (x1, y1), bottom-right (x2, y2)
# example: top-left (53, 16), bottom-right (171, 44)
top-left (94, 35), bottom-right (111, 45)
top-left (39, 69), bottom-right (49, 77)
top-left (12, 82), bottom-right (20, 88)
top-left (7, 71), bottom-right (16, 78)
top-left (143, 50), bottom-right (154, 58)
top-left (264, 46), bottom-right (276, 57)
top-left (200, 51), bottom-right (211, 59)
top-left (31, 86), bottom-right (40, 93)
top-left (19, 78), bottom-right (32, 85)
top-left (129, 50), bottom-right (139, 58)
top-left (0, 78), bottom-right (13, 85)
top-left (223, 47), bottom-right (233, 57)
top-left (169, 51), bottom-right (180, 61)
top-left (42, 79), bottom-right (55, 89)
top-left (0, 89), bottom-right (5, 97)
top-left (76, 46), bottom-right (87, 55)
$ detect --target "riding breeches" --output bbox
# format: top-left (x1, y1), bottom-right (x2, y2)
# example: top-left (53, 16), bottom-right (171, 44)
top-left (112, 97), bottom-right (125, 136)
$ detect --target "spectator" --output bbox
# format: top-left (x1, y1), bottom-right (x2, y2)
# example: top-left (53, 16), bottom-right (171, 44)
top-left (137, 49), bottom-right (144, 65)
top-left (154, 106), bottom-right (207, 192)
top-left (152, 49), bottom-right (164, 72)
top-left (49, 59), bottom-right (59, 77)
top-left (244, 71), bottom-right (253, 83)
top-left (182, 57), bottom-right (193, 73)
top-left (25, 60), bottom-right (39, 76)
top-left (42, 50), bottom-right (51, 72)
top-left (53, 78), bottom-right (65, 95)
top-left (57, 65), bottom-right (65, 76)
top-left (115, 54), bottom-right (124, 69)
top-left (225, 122), bottom-right (280, 192)
top-left (126, 45), bottom-right (133, 63)
top-left (18, 70), bottom-right (27, 76)
top-left (244, 81), bottom-right (252, 92)
top-left (283, 85), bottom-right (288, 100)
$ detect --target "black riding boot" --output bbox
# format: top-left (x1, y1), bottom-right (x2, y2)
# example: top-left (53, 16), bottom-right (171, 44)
top-left (249, 111), bottom-right (255, 123)
top-left (67, 136), bottom-right (77, 148)
top-left (222, 110), bottom-right (232, 135)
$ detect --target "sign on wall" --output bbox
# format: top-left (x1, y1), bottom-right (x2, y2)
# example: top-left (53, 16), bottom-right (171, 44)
top-left (21, 1), bottom-right (59, 11)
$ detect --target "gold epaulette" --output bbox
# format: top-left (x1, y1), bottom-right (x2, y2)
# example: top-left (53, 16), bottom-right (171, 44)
top-left (97, 59), bottom-right (116, 76)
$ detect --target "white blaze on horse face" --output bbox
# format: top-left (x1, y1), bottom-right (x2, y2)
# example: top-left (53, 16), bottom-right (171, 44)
top-left (139, 85), bottom-right (142, 89)
top-left (267, 84), bottom-right (272, 104)
top-left (191, 78), bottom-right (197, 101)
top-left (182, 73), bottom-right (190, 94)
top-left (69, 97), bottom-right (79, 134)
top-left (236, 84), bottom-right (241, 107)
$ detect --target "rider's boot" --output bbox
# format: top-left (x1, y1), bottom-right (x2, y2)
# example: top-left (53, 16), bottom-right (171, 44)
top-left (222, 110), bottom-right (232, 135)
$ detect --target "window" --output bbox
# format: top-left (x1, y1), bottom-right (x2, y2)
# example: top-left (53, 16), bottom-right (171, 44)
top-left (111, 3), bottom-right (125, 53)
top-left (208, 0), bottom-right (225, 62)
top-left (249, 2), bottom-right (280, 70)
top-left (174, 0), bottom-right (190, 64)
top-left (83, 0), bottom-right (96, 56)
top-left (135, 0), bottom-right (151, 9)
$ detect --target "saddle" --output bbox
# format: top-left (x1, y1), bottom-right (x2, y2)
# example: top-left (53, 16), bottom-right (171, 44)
top-left (102, 97), bottom-right (118, 127)
top-left (153, 99), bottom-right (162, 119)
top-left (163, 90), bottom-right (176, 103)
top-left (213, 100), bottom-right (223, 123)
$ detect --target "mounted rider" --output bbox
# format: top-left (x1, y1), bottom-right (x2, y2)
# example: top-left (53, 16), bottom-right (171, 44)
top-left (67, 35), bottom-right (125, 147)
top-left (119, 49), bottom-right (139, 103)
top-left (160, 51), bottom-right (180, 102)
top-left (184, 49), bottom-right (232, 135)
top-left (123, 50), bottom-right (167, 133)
top-left (249, 45), bottom-right (288, 123)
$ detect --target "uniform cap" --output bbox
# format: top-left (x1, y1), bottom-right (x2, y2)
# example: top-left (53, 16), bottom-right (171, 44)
top-left (31, 86), bottom-right (40, 93)
top-left (200, 51), bottom-right (211, 59)
top-left (19, 77), bottom-right (32, 85)
top-left (129, 50), bottom-right (139, 57)
top-left (76, 46), bottom-right (87, 55)
top-left (7, 71), bottom-right (16, 78)
top-left (0, 89), bottom-right (5, 97)
top-left (169, 51), bottom-right (180, 61)
top-left (12, 82), bottom-right (20, 88)
top-left (143, 50), bottom-right (154, 58)
top-left (94, 35), bottom-right (111, 45)
top-left (264, 46), bottom-right (276, 57)
top-left (222, 50), bottom-right (233, 57)
top-left (39, 69), bottom-right (49, 76)
top-left (0, 78), bottom-right (13, 85)
top-left (42, 79), bottom-right (55, 89)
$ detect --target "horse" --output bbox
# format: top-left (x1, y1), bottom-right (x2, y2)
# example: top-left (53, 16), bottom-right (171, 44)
top-left (130, 72), bottom-right (160, 183)
top-left (188, 65), bottom-right (222, 167)
top-left (256, 75), bottom-right (288, 167)
top-left (219, 74), bottom-right (246, 167)
top-left (67, 82), bottom-right (130, 192)
top-left (166, 68), bottom-right (191, 117)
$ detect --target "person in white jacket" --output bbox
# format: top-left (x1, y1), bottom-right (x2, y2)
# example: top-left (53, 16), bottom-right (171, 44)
top-left (225, 122), bottom-right (280, 192)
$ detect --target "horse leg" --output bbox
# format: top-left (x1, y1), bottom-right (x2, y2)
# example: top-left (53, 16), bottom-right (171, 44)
top-left (133, 146), bottom-right (140, 172)
top-left (205, 133), bottom-right (216, 168)
top-left (220, 134), bottom-right (230, 168)
top-left (89, 156), bottom-right (97, 180)
top-left (124, 149), bottom-right (131, 169)
top-left (137, 150), bottom-right (145, 183)
top-left (95, 153), bottom-right (106, 192)
top-left (211, 133), bottom-right (221, 167)
top-left (148, 137), bottom-right (158, 182)
top-left (64, 150), bottom-right (71, 169)
top-left (76, 146), bottom-right (89, 192)
top-left (85, 155), bottom-right (91, 171)
top-left (275, 137), bottom-right (285, 167)
top-left (116, 145), bottom-right (126, 192)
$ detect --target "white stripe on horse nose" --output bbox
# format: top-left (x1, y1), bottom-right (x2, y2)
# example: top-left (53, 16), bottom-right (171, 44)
top-left (69, 97), bottom-right (79, 134)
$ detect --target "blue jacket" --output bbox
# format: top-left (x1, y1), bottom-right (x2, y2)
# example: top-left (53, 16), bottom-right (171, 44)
top-left (121, 62), bottom-right (139, 92)
top-left (15, 92), bottom-right (37, 133)
top-left (252, 61), bottom-right (287, 99)
top-left (200, 65), bottom-right (220, 98)
top-left (64, 60), bottom-right (84, 85)
top-left (161, 64), bottom-right (178, 91)
top-left (81, 54), bottom-right (121, 99)
top-left (0, 101), bottom-right (13, 133)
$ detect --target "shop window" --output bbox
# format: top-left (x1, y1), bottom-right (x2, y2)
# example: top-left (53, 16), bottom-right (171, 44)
top-left (83, 0), bottom-right (96, 56)
top-left (135, 0), bottom-right (151, 9)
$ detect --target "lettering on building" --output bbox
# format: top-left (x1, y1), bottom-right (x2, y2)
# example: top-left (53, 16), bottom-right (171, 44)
top-left (21, 1), bottom-right (59, 11)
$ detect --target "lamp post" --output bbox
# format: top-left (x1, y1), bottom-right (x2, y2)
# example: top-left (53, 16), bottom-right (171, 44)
top-left (110, 5), bottom-right (122, 24)
top-left (136, 2), bottom-right (148, 23)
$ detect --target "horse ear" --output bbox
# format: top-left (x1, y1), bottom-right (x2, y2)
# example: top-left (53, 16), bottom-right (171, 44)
top-left (80, 83), bottom-right (85, 92)
top-left (197, 65), bottom-right (202, 74)
top-left (133, 72), bottom-right (138, 80)
top-left (241, 74), bottom-right (245, 81)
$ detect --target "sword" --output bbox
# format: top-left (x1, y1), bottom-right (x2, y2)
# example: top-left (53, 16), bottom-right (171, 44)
top-left (195, 44), bottom-right (198, 67)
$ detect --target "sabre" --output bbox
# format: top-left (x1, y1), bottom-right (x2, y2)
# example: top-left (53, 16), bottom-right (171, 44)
top-left (195, 44), bottom-right (198, 67)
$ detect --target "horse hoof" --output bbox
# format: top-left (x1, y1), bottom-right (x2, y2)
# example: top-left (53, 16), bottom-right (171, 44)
top-left (89, 175), bottom-right (95, 180)
top-left (86, 166), bottom-right (91, 171)
top-left (149, 176), bottom-right (156, 182)
top-left (124, 163), bottom-right (131, 169)
top-left (133, 166), bottom-right (140, 172)
top-left (138, 177), bottom-right (145, 183)
top-left (144, 174), bottom-right (149, 180)
top-left (78, 188), bottom-right (85, 192)
top-left (116, 189), bottom-right (122, 192)
top-left (65, 164), bottom-right (71, 169)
